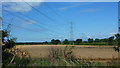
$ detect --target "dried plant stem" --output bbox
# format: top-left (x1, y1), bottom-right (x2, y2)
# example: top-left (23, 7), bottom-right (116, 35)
top-left (9, 55), bottom-right (15, 64)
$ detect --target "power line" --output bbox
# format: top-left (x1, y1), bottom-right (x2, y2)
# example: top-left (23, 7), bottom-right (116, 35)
top-left (3, 9), bottom-right (29, 22)
top-left (3, 23), bottom-right (41, 32)
top-left (3, 23), bottom-right (64, 39)
top-left (22, 0), bottom-right (56, 23)
top-left (3, 23), bottom-right (64, 40)
top-left (3, 9), bottom-right (47, 30)
top-left (4, 3), bottom-right (67, 36)
top-left (15, 12), bottom-right (49, 30)
top-left (15, 11), bottom-right (67, 36)
top-left (44, 3), bottom-right (67, 22)
top-left (3, 9), bottom-right (67, 38)
top-left (21, 1), bottom-right (67, 31)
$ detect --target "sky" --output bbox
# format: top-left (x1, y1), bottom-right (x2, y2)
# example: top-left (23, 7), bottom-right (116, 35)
top-left (2, 2), bottom-right (118, 42)
top-left (3, 0), bottom-right (120, 2)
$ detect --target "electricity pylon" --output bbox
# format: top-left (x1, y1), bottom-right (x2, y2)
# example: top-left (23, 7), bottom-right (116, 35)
top-left (118, 2), bottom-right (120, 34)
top-left (70, 22), bottom-right (74, 45)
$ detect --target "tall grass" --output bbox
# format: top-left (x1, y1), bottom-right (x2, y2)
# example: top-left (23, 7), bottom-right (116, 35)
top-left (4, 46), bottom-right (120, 67)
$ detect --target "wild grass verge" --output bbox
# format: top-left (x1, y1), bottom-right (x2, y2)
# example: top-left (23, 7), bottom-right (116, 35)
top-left (2, 46), bottom-right (120, 67)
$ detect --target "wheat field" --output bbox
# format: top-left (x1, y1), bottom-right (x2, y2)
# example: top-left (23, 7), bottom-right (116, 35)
top-left (15, 45), bottom-right (118, 60)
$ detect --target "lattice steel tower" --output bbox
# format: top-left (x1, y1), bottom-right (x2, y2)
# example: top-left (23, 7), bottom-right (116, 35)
top-left (70, 22), bottom-right (74, 45)
top-left (118, 1), bottom-right (120, 34)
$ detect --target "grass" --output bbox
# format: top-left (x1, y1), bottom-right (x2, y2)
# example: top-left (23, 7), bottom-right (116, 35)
top-left (28, 58), bottom-right (51, 66)
top-left (4, 54), bottom-right (120, 67)
top-left (3, 45), bottom-right (120, 67)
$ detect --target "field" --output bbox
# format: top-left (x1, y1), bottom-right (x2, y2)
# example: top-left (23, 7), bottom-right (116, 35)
top-left (16, 45), bottom-right (118, 61)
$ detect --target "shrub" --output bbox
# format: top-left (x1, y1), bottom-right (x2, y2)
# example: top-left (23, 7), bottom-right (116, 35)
top-left (13, 57), bottom-right (31, 66)
top-left (48, 46), bottom-right (77, 66)
top-left (4, 39), bottom-right (16, 49)
top-left (2, 51), bottom-right (14, 67)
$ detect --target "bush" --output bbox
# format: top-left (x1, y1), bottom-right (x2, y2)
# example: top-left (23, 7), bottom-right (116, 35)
top-left (2, 51), bottom-right (31, 67)
top-left (2, 51), bottom-right (14, 67)
top-left (4, 39), bottom-right (16, 49)
top-left (48, 46), bottom-right (77, 66)
top-left (13, 57), bottom-right (31, 66)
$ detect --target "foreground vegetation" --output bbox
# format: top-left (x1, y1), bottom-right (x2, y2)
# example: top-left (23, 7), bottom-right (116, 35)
top-left (2, 25), bottom-right (120, 67)
top-left (3, 46), bottom-right (120, 67)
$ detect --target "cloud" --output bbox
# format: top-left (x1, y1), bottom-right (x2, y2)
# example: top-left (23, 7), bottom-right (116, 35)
top-left (58, 3), bottom-right (93, 11)
top-left (109, 32), bottom-right (117, 36)
top-left (86, 36), bottom-right (92, 38)
top-left (80, 8), bottom-right (101, 12)
top-left (58, 4), bottom-right (80, 11)
top-left (3, 2), bottom-right (42, 12)
top-left (3, 0), bottom-right (120, 2)
top-left (22, 19), bottom-right (37, 26)
top-left (3, 0), bottom-right (44, 2)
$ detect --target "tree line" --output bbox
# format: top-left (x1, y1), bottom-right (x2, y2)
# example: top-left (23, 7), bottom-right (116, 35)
top-left (16, 35), bottom-right (119, 45)
top-left (49, 36), bottom-right (117, 45)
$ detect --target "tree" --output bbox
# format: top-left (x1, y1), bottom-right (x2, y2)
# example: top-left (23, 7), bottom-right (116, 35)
top-left (44, 41), bottom-right (48, 44)
top-left (108, 36), bottom-right (114, 45)
top-left (75, 39), bottom-right (82, 45)
top-left (2, 25), bottom-right (17, 67)
top-left (115, 33), bottom-right (120, 46)
top-left (2, 30), bottom-right (9, 43)
top-left (114, 33), bottom-right (120, 52)
top-left (63, 39), bottom-right (69, 44)
top-left (2, 25), bottom-right (16, 50)
top-left (51, 39), bottom-right (61, 45)
top-left (114, 33), bottom-right (120, 63)
top-left (94, 38), bottom-right (100, 42)
top-left (54, 39), bottom-right (61, 45)
top-left (100, 38), bottom-right (108, 42)
top-left (51, 39), bottom-right (55, 44)
top-left (69, 41), bottom-right (75, 45)
top-left (88, 38), bottom-right (93, 43)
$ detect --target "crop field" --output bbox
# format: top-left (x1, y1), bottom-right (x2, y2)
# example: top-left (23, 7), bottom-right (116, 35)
top-left (16, 45), bottom-right (118, 60)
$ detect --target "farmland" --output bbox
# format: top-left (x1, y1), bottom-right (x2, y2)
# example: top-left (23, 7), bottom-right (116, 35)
top-left (16, 45), bottom-right (118, 60)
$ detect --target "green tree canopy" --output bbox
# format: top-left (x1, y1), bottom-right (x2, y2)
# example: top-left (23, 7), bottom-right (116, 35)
top-left (108, 36), bottom-right (114, 45)
top-left (2, 25), bottom-right (16, 50)
top-left (115, 33), bottom-right (120, 47)
top-left (75, 39), bottom-right (82, 45)
top-left (88, 38), bottom-right (93, 43)
top-left (113, 33), bottom-right (120, 52)
top-left (51, 39), bottom-right (61, 45)
top-left (94, 38), bottom-right (100, 42)
top-left (55, 39), bottom-right (61, 45)
top-left (51, 39), bottom-right (55, 44)
top-left (63, 39), bottom-right (69, 44)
